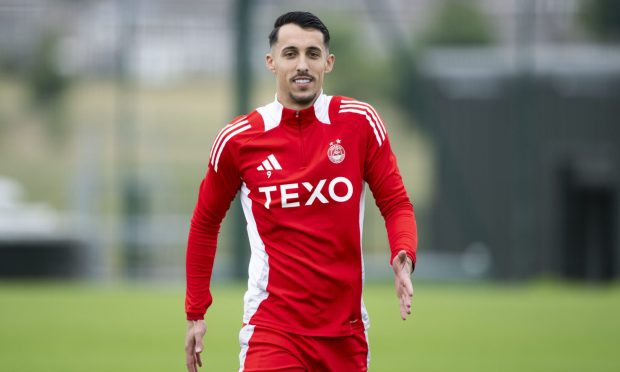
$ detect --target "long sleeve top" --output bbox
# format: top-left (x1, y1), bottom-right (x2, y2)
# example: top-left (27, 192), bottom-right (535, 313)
top-left (186, 93), bottom-right (417, 336)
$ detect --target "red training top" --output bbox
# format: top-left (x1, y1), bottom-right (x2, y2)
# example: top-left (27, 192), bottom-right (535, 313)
top-left (186, 93), bottom-right (417, 336)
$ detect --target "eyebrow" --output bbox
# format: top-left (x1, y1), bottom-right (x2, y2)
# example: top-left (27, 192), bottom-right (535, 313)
top-left (281, 46), bottom-right (298, 54)
top-left (280, 45), bottom-right (323, 54)
top-left (307, 46), bottom-right (322, 54)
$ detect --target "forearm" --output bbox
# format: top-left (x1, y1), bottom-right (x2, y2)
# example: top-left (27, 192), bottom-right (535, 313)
top-left (385, 204), bottom-right (417, 267)
top-left (185, 218), bottom-right (220, 319)
top-left (363, 126), bottom-right (418, 267)
top-left (185, 173), bottom-right (238, 319)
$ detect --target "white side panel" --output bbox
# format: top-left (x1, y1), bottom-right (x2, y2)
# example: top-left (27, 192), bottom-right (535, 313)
top-left (365, 329), bottom-right (371, 368)
top-left (359, 182), bottom-right (370, 330)
top-left (240, 183), bottom-right (270, 324)
top-left (238, 324), bottom-right (256, 372)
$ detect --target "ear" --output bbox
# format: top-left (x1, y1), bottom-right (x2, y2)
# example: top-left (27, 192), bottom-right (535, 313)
top-left (325, 53), bottom-right (335, 74)
top-left (265, 53), bottom-right (276, 74)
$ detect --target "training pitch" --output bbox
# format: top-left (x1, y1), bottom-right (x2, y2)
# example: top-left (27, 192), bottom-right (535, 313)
top-left (0, 281), bottom-right (618, 371)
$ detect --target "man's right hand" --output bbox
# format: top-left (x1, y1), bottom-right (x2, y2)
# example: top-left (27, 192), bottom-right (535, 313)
top-left (185, 320), bottom-right (206, 372)
top-left (392, 250), bottom-right (414, 320)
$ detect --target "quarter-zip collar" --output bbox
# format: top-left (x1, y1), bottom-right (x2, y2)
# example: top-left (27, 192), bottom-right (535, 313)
top-left (277, 90), bottom-right (330, 128)
top-left (255, 91), bottom-right (332, 132)
top-left (281, 104), bottom-right (316, 128)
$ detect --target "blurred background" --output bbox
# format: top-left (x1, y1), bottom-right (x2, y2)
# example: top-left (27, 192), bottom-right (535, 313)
top-left (0, 0), bottom-right (619, 371)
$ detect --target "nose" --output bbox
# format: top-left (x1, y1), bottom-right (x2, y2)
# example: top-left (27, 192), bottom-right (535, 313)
top-left (296, 55), bottom-right (309, 73)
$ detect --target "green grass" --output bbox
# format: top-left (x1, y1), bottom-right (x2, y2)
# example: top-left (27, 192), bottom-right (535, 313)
top-left (0, 281), bottom-right (618, 371)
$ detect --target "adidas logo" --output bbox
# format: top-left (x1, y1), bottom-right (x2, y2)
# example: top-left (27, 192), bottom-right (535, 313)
top-left (257, 154), bottom-right (282, 172)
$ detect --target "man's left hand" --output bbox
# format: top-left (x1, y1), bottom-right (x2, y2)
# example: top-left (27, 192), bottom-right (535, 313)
top-left (392, 250), bottom-right (414, 320)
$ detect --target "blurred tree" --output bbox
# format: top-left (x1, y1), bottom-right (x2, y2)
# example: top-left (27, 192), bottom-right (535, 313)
top-left (581, 0), bottom-right (620, 42)
top-left (385, 0), bottom-right (495, 131)
top-left (29, 31), bottom-right (70, 145)
top-left (420, 0), bottom-right (494, 46)
top-left (388, 45), bottom-right (426, 128)
top-left (322, 18), bottom-right (391, 102)
top-left (30, 32), bottom-right (68, 106)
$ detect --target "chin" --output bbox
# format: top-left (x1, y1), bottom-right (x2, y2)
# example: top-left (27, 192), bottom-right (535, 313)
top-left (290, 92), bottom-right (317, 106)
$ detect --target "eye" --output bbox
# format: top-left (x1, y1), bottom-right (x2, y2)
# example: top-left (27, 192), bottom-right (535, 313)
top-left (309, 51), bottom-right (321, 58)
top-left (283, 51), bottom-right (296, 58)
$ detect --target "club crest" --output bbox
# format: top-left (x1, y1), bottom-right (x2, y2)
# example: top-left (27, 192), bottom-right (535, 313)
top-left (327, 139), bottom-right (345, 164)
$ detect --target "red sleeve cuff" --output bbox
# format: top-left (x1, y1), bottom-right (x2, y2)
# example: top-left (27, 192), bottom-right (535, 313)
top-left (186, 312), bottom-right (205, 321)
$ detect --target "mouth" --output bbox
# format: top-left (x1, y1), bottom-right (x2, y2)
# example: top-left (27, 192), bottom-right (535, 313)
top-left (292, 76), bottom-right (313, 88)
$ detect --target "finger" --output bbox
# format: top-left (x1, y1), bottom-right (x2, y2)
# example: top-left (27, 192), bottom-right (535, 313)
top-left (185, 326), bottom-right (194, 349)
top-left (400, 283), bottom-right (412, 317)
top-left (400, 277), bottom-right (413, 303)
top-left (185, 337), bottom-right (195, 356)
top-left (402, 285), bottom-right (412, 314)
top-left (399, 293), bottom-right (407, 320)
top-left (405, 276), bottom-right (413, 295)
top-left (186, 351), bottom-right (196, 372)
top-left (185, 326), bottom-right (197, 372)
top-left (394, 278), bottom-right (400, 298)
top-left (193, 322), bottom-right (205, 368)
top-left (194, 331), bottom-right (204, 354)
top-left (194, 323), bottom-right (207, 353)
top-left (405, 278), bottom-right (414, 314)
top-left (404, 292), bottom-right (412, 313)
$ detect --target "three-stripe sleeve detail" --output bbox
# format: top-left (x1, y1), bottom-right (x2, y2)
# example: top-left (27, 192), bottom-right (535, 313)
top-left (339, 100), bottom-right (387, 146)
top-left (210, 118), bottom-right (251, 172)
top-left (209, 116), bottom-right (247, 161)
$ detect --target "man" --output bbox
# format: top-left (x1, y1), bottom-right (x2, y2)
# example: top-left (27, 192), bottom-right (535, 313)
top-left (185, 11), bottom-right (417, 371)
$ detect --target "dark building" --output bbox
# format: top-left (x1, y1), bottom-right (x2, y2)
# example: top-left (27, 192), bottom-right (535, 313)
top-left (420, 46), bottom-right (620, 281)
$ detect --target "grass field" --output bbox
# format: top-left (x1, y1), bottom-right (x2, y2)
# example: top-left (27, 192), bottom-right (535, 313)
top-left (0, 281), bottom-right (619, 371)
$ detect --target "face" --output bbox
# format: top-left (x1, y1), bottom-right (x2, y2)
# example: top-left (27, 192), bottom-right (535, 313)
top-left (266, 23), bottom-right (335, 110)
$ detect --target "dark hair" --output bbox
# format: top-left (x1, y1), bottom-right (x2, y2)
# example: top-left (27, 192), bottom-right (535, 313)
top-left (268, 11), bottom-right (330, 48)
